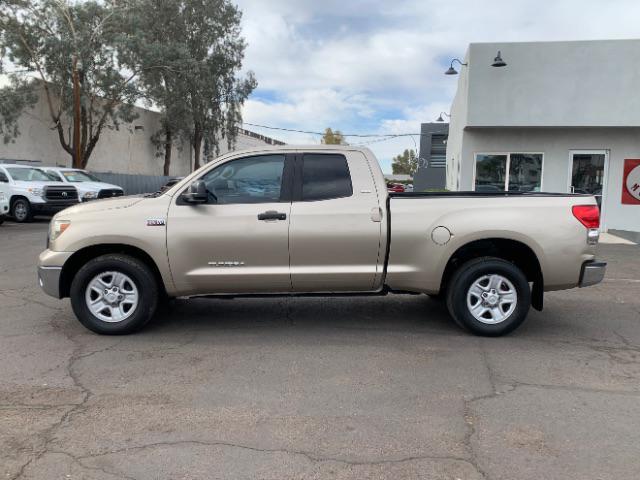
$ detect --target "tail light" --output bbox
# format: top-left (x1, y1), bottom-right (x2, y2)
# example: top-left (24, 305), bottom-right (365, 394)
top-left (572, 205), bottom-right (600, 244)
top-left (572, 205), bottom-right (600, 229)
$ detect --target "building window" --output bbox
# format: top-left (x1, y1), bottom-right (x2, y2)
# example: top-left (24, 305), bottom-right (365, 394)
top-left (474, 153), bottom-right (543, 192)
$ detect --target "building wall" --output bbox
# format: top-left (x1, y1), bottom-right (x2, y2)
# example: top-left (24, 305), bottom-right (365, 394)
top-left (456, 127), bottom-right (640, 232)
top-left (465, 40), bottom-right (640, 128)
top-left (446, 52), bottom-right (470, 190)
top-left (413, 122), bottom-right (448, 191)
top-left (0, 87), bottom-right (280, 176)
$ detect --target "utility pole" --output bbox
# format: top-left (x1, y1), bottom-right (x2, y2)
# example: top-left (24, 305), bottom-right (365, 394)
top-left (72, 55), bottom-right (82, 168)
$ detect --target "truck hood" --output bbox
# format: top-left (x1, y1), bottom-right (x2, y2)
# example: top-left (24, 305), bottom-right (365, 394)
top-left (69, 181), bottom-right (123, 193)
top-left (62, 195), bottom-right (145, 215)
top-left (13, 180), bottom-right (71, 189)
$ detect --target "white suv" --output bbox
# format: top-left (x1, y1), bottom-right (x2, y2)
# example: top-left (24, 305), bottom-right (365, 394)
top-left (0, 175), bottom-right (9, 225)
top-left (0, 164), bottom-right (79, 222)
top-left (40, 167), bottom-right (124, 202)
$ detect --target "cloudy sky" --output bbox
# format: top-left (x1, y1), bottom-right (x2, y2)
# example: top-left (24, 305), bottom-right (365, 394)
top-left (235, 0), bottom-right (640, 172)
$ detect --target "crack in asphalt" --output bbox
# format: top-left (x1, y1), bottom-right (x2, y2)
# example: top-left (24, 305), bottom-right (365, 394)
top-left (71, 439), bottom-right (476, 469)
top-left (9, 320), bottom-right (94, 480)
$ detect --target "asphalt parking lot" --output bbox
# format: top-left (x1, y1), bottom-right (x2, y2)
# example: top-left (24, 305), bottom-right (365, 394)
top-left (1, 220), bottom-right (639, 480)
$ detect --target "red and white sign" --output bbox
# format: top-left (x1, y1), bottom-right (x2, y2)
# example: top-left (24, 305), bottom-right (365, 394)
top-left (622, 159), bottom-right (640, 205)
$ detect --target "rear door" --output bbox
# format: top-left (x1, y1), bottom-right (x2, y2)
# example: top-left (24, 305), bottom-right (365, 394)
top-left (167, 153), bottom-right (294, 295)
top-left (289, 151), bottom-right (384, 292)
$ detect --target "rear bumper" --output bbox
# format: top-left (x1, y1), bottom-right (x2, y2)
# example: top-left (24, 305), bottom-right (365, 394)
top-left (38, 266), bottom-right (62, 298)
top-left (579, 261), bottom-right (607, 287)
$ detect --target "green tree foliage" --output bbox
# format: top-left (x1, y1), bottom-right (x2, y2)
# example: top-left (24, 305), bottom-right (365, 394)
top-left (391, 149), bottom-right (418, 176)
top-left (0, 0), bottom-right (141, 168)
top-left (178, 0), bottom-right (256, 170)
top-left (321, 127), bottom-right (346, 145)
top-left (1, 0), bottom-right (255, 173)
top-left (124, 0), bottom-right (257, 172)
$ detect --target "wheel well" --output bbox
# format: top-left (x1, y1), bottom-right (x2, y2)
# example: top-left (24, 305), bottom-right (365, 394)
top-left (10, 195), bottom-right (28, 207)
top-left (440, 238), bottom-right (544, 310)
top-left (59, 244), bottom-right (167, 299)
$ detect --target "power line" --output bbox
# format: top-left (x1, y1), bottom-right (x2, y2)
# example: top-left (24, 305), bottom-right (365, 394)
top-left (241, 122), bottom-right (423, 138)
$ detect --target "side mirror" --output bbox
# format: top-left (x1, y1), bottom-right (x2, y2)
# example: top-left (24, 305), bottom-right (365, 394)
top-left (181, 180), bottom-right (208, 204)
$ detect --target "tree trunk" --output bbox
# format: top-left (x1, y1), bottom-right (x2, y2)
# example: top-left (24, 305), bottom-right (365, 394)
top-left (72, 57), bottom-right (82, 169)
top-left (163, 127), bottom-right (172, 176)
top-left (193, 126), bottom-right (202, 171)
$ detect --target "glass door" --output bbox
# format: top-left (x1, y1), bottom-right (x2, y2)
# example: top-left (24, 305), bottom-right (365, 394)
top-left (569, 150), bottom-right (608, 229)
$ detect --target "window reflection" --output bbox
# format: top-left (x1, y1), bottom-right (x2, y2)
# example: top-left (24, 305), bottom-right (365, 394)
top-left (475, 153), bottom-right (543, 192)
top-left (509, 154), bottom-right (542, 192)
top-left (475, 154), bottom-right (507, 192)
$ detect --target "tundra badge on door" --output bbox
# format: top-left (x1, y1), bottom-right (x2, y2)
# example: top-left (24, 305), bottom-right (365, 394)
top-left (146, 218), bottom-right (166, 226)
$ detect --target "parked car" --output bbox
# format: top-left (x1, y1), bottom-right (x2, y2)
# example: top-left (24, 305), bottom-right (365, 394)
top-left (0, 177), bottom-right (9, 225)
top-left (38, 145), bottom-right (605, 336)
top-left (0, 164), bottom-right (79, 222)
top-left (39, 167), bottom-right (124, 202)
top-left (387, 182), bottom-right (405, 193)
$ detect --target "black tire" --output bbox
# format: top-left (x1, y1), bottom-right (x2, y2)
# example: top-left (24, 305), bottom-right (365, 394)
top-left (70, 254), bottom-right (158, 335)
top-left (0, 216), bottom-right (4, 225)
top-left (11, 197), bottom-right (32, 223)
top-left (445, 257), bottom-right (531, 336)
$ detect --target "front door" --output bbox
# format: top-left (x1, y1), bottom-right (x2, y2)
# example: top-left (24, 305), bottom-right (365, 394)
top-left (569, 150), bottom-right (608, 229)
top-left (167, 153), bottom-right (293, 295)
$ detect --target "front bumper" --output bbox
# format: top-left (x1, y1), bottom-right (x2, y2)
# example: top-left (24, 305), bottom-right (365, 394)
top-left (32, 201), bottom-right (78, 214)
top-left (38, 266), bottom-right (62, 298)
top-left (38, 250), bottom-right (74, 298)
top-left (579, 261), bottom-right (607, 287)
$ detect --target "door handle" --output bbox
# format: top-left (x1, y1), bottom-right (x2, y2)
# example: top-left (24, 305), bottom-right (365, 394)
top-left (258, 210), bottom-right (287, 221)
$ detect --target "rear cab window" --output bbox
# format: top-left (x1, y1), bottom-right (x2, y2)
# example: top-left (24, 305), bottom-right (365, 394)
top-left (301, 154), bottom-right (353, 201)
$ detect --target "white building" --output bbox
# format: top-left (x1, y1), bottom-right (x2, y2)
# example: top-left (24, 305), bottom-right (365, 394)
top-left (0, 85), bottom-right (282, 176)
top-left (446, 39), bottom-right (640, 237)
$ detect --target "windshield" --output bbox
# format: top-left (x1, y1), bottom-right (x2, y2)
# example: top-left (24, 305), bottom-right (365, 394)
top-left (6, 167), bottom-right (54, 182)
top-left (60, 170), bottom-right (102, 182)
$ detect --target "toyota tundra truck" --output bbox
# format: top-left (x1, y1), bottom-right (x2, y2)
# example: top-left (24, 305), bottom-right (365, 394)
top-left (37, 146), bottom-right (606, 336)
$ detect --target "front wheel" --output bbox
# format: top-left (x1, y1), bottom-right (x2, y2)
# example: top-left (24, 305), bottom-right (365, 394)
top-left (446, 257), bottom-right (531, 336)
top-left (11, 198), bottom-right (32, 223)
top-left (70, 254), bottom-right (159, 334)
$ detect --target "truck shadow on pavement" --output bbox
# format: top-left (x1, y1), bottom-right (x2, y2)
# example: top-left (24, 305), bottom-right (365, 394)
top-left (144, 294), bottom-right (463, 338)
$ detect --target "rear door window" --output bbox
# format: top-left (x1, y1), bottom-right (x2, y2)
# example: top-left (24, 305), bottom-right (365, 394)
top-left (301, 154), bottom-right (352, 201)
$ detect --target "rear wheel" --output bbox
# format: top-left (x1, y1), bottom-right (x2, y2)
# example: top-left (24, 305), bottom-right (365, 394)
top-left (446, 257), bottom-right (531, 336)
top-left (70, 254), bottom-right (158, 334)
top-left (11, 198), bottom-right (32, 223)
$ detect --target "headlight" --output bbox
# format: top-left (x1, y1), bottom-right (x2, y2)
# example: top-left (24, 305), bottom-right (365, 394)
top-left (50, 219), bottom-right (71, 242)
top-left (83, 191), bottom-right (99, 200)
top-left (27, 187), bottom-right (43, 197)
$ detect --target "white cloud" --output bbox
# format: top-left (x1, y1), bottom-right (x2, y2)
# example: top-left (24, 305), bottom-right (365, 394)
top-left (235, 0), bottom-right (640, 171)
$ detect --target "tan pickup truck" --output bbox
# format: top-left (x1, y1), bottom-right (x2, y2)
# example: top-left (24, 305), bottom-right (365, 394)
top-left (38, 145), bottom-right (606, 336)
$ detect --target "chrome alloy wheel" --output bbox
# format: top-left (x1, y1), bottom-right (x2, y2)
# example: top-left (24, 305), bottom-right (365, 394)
top-left (85, 271), bottom-right (139, 323)
top-left (466, 274), bottom-right (517, 324)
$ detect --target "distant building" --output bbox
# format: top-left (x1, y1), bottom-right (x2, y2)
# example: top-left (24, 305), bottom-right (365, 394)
top-left (413, 122), bottom-right (448, 191)
top-left (446, 39), bottom-right (640, 236)
top-left (0, 85), bottom-right (283, 176)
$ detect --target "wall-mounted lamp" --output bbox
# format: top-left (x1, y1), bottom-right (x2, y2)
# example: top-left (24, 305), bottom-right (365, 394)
top-left (444, 58), bottom-right (468, 75)
top-left (436, 112), bottom-right (451, 122)
top-left (491, 50), bottom-right (507, 68)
